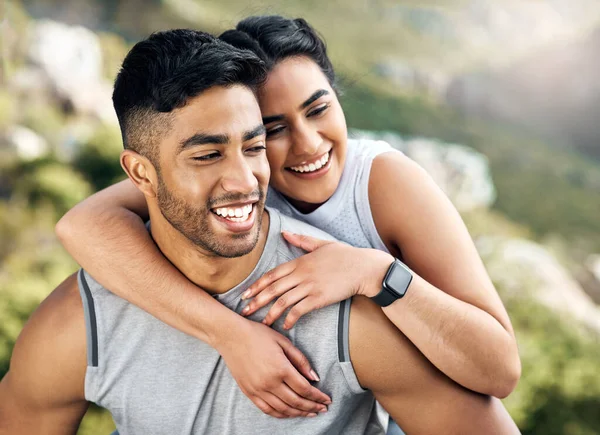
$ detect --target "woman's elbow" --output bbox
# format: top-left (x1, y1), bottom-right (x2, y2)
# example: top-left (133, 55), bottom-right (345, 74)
top-left (55, 211), bottom-right (78, 245)
top-left (492, 352), bottom-right (521, 399)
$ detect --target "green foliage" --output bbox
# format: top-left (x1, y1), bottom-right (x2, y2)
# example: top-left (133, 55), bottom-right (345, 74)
top-left (0, 90), bottom-right (15, 130)
top-left (12, 159), bottom-right (93, 217)
top-left (0, 201), bottom-right (78, 378)
top-left (73, 123), bottom-right (127, 191)
top-left (502, 296), bottom-right (600, 435)
top-left (78, 405), bottom-right (116, 435)
top-left (21, 101), bottom-right (66, 147)
top-left (98, 32), bottom-right (130, 82)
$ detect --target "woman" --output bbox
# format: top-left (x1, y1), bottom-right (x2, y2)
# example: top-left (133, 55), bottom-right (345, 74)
top-left (56, 15), bottom-right (520, 427)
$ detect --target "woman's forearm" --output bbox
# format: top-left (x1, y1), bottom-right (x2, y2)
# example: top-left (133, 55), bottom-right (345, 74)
top-left (364, 251), bottom-right (521, 398)
top-left (55, 184), bottom-right (243, 345)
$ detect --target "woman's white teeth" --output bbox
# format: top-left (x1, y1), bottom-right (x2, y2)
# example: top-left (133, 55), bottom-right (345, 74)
top-left (214, 204), bottom-right (253, 221)
top-left (290, 152), bottom-right (329, 173)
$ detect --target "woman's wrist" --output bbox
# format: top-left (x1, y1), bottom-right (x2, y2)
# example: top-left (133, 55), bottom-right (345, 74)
top-left (357, 249), bottom-right (395, 298)
top-left (208, 309), bottom-right (250, 350)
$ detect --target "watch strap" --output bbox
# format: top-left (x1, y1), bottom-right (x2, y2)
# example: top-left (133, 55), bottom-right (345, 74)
top-left (370, 287), bottom-right (399, 307)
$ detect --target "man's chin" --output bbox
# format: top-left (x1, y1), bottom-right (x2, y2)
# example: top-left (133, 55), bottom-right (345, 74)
top-left (208, 234), bottom-right (260, 258)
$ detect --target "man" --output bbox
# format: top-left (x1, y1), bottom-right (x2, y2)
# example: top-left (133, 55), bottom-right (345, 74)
top-left (0, 30), bottom-right (519, 434)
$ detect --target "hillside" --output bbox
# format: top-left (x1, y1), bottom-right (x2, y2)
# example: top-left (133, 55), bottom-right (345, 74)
top-left (447, 25), bottom-right (600, 162)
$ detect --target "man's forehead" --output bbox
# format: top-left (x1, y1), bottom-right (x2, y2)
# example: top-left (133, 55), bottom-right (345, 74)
top-left (172, 86), bottom-right (262, 136)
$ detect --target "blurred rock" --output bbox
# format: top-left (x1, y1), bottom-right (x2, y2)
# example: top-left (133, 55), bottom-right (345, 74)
top-left (577, 254), bottom-right (600, 305)
top-left (374, 60), bottom-right (450, 98)
top-left (4, 126), bottom-right (49, 160)
top-left (352, 129), bottom-right (496, 212)
top-left (26, 19), bottom-right (116, 123)
top-left (479, 237), bottom-right (600, 334)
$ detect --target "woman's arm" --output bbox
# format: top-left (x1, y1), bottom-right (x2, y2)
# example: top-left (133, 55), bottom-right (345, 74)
top-left (366, 151), bottom-right (521, 398)
top-left (55, 179), bottom-right (331, 417)
top-left (241, 152), bottom-right (520, 398)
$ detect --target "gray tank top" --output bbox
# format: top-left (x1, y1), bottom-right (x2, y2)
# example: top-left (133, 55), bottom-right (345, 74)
top-left (266, 138), bottom-right (396, 252)
top-left (78, 209), bottom-right (385, 435)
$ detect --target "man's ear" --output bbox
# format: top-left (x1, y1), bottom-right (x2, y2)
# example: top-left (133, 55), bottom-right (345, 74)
top-left (120, 150), bottom-right (159, 198)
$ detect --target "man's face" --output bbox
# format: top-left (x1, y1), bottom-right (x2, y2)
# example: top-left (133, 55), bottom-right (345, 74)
top-left (155, 85), bottom-right (270, 258)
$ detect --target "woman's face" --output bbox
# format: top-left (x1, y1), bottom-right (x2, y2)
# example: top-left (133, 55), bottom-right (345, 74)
top-left (258, 56), bottom-right (348, 212)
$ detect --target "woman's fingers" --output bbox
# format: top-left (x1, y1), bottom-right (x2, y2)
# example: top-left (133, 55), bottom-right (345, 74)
top-left (282, 231), bottom-right (332, 252)
top-left (242, 260), bottom-right (296, 301)
top-left (276, 383), bottom-right (327, 415)
top-left (284, 298), bottom-right (321, 329)
top-left (263, 392), bottom-right (317, 418)
top-left (279, 339), bottom-right (331, 405)
top-left (262, 288), bottom-right (308, 326)
top-left (243, 273), bottom-right (300, 316)
top-left (252, 396), bottom-right (288, 419)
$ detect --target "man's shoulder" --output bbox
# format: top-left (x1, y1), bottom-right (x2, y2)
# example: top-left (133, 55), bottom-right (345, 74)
top-left (266, 209), bottom-right (338, 262)
top-left (271, 208), bottom-right (338, 243)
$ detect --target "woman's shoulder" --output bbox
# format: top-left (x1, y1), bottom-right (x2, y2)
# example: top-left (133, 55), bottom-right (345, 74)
top-left (347, 137), bottom-right (400, 162)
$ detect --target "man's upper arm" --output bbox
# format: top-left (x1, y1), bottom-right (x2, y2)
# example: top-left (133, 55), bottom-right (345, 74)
top-left (0, 273), bottom-right (89, 435)
top-left (349, 296), bottom-right (519, 434)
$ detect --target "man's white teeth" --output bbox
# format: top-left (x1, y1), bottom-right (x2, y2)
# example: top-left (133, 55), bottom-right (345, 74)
top-left (290, 152), bottom-right (329, 173)
top-left (214, 204), bottom-right (253, 221)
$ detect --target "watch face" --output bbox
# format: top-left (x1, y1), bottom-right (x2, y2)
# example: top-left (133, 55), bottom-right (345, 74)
top-left (385, 261), bottom-right (413, 297)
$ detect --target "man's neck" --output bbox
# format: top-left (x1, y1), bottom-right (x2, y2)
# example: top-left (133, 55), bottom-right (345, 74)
top-left (149, 211), bottom-right (270, 295)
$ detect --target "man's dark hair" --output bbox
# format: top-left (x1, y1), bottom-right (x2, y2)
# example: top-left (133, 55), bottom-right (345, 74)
top-left (112, 29), bottom-right (267, 163)
top-left (220, 16), bottom-right (336, 89)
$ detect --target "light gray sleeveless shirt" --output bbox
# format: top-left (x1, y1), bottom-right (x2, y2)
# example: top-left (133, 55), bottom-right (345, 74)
top-left (266, 138), bottom-right (396, 252)
top-left (78, 209), bottom-right (385, 435)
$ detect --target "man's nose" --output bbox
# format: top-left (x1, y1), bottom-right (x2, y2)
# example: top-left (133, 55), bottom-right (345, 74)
top-left (221, 157), bottom-right (259, 195)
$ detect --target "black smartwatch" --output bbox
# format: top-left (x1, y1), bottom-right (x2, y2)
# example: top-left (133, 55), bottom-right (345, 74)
top-left (370, 259), bottom-right (413, 307)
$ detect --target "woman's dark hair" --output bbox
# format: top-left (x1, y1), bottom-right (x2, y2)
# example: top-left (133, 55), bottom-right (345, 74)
top-left (220, 15), bottom-right (336, 89)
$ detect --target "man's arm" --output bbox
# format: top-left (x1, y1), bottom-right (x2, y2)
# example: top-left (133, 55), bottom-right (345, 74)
top-left (0, 274), bottom-right (89, 435)
top-left (349, 295), bottom-right (520, 435)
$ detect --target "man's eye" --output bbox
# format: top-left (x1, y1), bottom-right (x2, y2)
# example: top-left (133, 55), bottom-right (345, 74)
top-left (266, 126), bottom-right (285, 137)
top-left (307, 103), bottom-right (330, 118)
top-left (192, 153), bottom-right (220, 161)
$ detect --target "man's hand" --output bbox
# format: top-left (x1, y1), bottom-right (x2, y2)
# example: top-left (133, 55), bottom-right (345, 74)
top-left (240, 232), bottom-right (393, 328)
top-left (214, 318), bottom-right (331, 418)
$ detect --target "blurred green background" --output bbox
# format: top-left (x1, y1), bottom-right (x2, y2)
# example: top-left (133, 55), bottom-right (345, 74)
top-left (1, 0), bottom-right (600, 434)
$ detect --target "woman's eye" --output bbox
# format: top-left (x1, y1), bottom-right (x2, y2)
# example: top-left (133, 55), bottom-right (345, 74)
top-left (246, 145), bottom-right (267, 153)
top-left (266, 126), bottom-right (285, 137)
top-left (192, 153), bottom-right (220, 161)
top-left (307, 103), bottom-right (330, 118)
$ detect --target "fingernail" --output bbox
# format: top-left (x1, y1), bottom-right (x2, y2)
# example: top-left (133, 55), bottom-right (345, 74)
top-left (261, 319), bottom-right (267, 324)
top-left (319, 406), bottom-right (327, 413)
top-left (308, 413), bottom-right (317, 418)
top-left (310, 370), bottom-right (320, 382)
top-left (242, 306), bottom-right (250, 314)
top-left (241, 290), bottom-right (251, 300)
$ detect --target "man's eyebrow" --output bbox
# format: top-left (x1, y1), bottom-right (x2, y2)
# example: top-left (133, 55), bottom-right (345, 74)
top-left (300, 89), bottom-right (329, 109)
top-left (243, 124), bottom-right (267, 142)
top-left (179, 133), bottom-right (229, 151)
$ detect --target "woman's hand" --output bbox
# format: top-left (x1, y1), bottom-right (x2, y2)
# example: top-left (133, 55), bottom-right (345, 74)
top-left (215, 317), bottom-right (331, 418)
top-left (241, 231), bottom-right (393, 329)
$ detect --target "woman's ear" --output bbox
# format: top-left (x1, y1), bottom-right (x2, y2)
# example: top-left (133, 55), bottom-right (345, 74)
top-left (120, 150), bottom-right (159, 198)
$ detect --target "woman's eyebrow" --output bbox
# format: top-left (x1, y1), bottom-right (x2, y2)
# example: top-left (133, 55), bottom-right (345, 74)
top-left (262, 114), bottom-right (284, 124)
top-left (261, 89), bottom-right (330, 125)
top-left (299, 89), bottom-right (329, 110)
